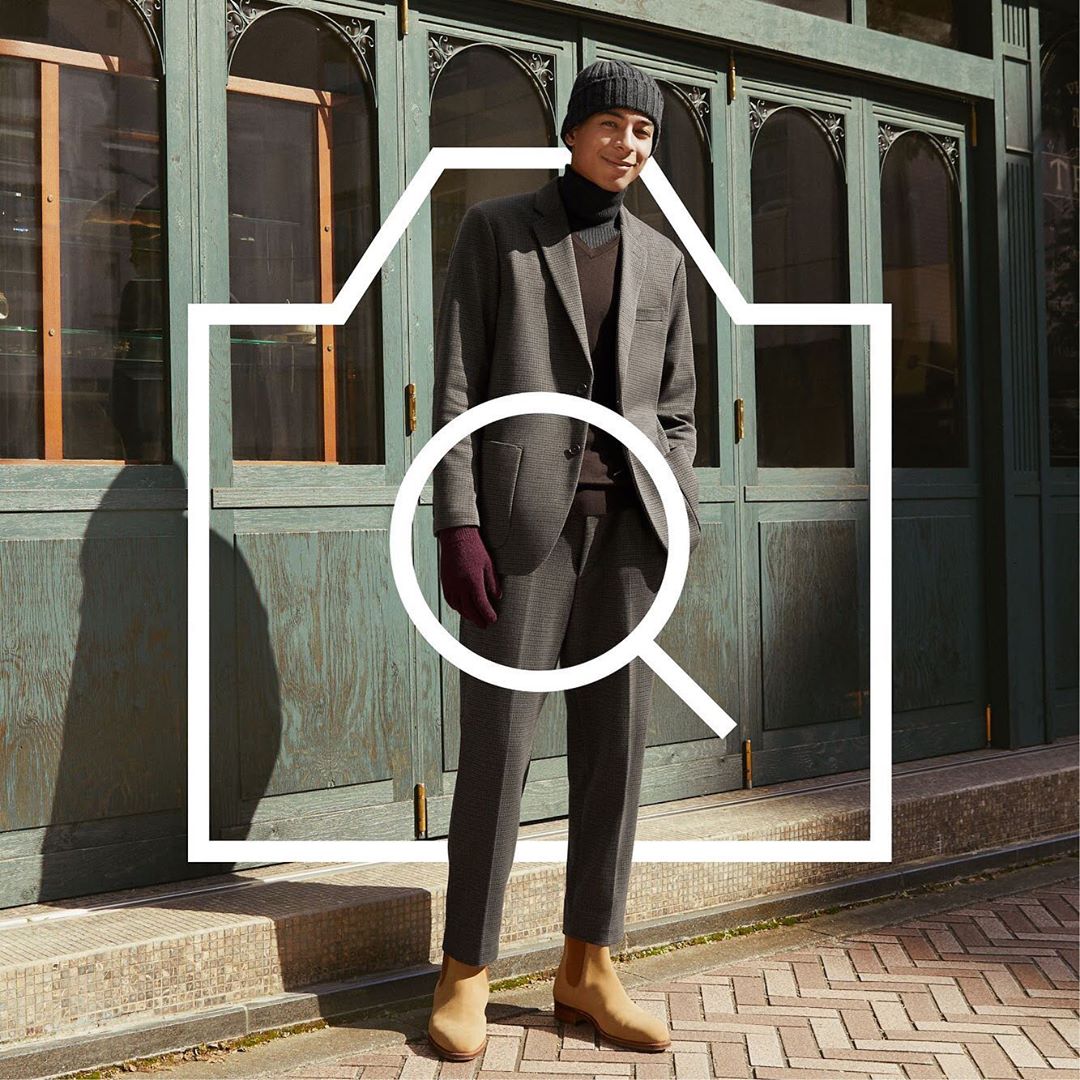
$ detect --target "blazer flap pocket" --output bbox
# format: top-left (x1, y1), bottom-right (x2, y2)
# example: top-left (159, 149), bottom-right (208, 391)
top-left (636, 306), bottom-right (666, 322)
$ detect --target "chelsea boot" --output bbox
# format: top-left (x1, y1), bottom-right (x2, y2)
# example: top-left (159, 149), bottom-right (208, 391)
top-left (552, 935), bottom-right (671, 1052)
top-left (426, 951), bottom-right (489, 1061)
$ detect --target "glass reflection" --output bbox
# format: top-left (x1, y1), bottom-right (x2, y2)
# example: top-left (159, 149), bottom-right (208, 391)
top-left (228, 9), bottom-right (382, 463)
top-left (0, 58), bottom-right (42, 459)
top-left (429, 43), bottom-right (556, 317)
top-left (751, 107), bottom-right (853, 469)
top-left (1039, 16), bottom-right (1078, 468)
top-left (60, 66), bottom-right (166, 461)
top-left (880, 131), bottom-right (966, 468)
top-left (867, 0), bottom-right (962, 50)
top-left (623, 82), bottom-right (718, 468)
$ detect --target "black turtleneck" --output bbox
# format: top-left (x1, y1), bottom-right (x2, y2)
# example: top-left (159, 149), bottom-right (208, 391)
top-left (557, 163), bottom-right (637, 516)
top-left (557, 162), bottom-right (626, 248)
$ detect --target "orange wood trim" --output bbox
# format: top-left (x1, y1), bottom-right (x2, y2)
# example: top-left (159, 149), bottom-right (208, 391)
top-left (40, 62), bottom-right (62, 461)
top-left (317, 100), bottom-right (337, 464)
top-left (0, 37), bottom-right (155, 78)
top-left (227, 74), bottom-right (335, 107)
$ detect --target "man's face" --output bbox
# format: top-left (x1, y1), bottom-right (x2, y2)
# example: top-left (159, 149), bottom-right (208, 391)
top-left (565, 107), bottom-right (655, 192)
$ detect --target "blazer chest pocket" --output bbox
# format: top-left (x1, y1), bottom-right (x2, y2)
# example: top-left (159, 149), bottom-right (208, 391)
top-left (478, 438), bottom-right (523, 550)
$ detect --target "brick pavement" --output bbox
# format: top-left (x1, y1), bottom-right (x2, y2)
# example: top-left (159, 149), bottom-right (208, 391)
top-left (276, 876), bottom-right (1079, 1080)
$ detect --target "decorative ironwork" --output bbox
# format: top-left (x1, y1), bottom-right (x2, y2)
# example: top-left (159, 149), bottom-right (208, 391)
top-left (428, 35), bottom-right (556, 121)
top-left (526, 52), bottom-right (554, 92)
top-left (226, 0), bottom-right (375, 87)
top-left (126, 0), bottom-right (163, 61)
top-left (879, 122), bottom-right (961, 186)
top-left (428, 33), bottom-right (461, 83)
top-left (750, 97), bottom-right (845, 169)
top-left (664, 79), bottom-right (711, 152)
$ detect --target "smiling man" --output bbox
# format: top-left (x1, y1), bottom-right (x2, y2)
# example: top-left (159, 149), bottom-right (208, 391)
top-left (428, 58), bottom-right (701, 1063)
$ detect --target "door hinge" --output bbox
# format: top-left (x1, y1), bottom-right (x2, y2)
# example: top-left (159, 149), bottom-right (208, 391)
top-left (984, 703), bottom-right (991, 745)
top-left (734, 398), bottom-right (744, 443)
top-left (742, 738), bottom-right (752, 789)
top-left (969, 101), bottom-right (977, 148)
top-left (727, 52), bottom-right (737, 103)
top-left (405, 382), bottom-right (417, 435)
top-left (398, 0), bottom-right (409, 35)
top-left (414, 782), bottom-right (427, 838)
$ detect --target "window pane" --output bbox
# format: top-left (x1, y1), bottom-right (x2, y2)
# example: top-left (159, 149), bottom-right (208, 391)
top-left (757, 0), bottom-right (848, 21)
top-left (0, 57), bottom-right (42, 459)
top-left (867, 0), bottom-right (962, 50)
top-left (430, 43), bottom-right (555, 318)
top-left (0, 0), bottom-right (155, 68)
top-left (751, 107), bottom-right (853, 469)
top-left (1039, 17), bottom-right (1079, 468)
top-left (623, 82), bottom-right (718, 468)
top-left (880, 131), bottom-right (966, 468)
top-left (59, 65), bottom-right (167, 461)
top-left (332, 81), bottom-right (383, 465)
top-left (229, 10), bottom-right (382, 463)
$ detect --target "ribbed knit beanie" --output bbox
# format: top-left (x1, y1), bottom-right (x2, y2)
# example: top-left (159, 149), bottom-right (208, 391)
top-left (560, 59), bottom-right (663, 151)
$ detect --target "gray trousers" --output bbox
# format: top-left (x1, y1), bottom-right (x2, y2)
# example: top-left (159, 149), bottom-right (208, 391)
top-left (442, 499), bottom-right (667, 967)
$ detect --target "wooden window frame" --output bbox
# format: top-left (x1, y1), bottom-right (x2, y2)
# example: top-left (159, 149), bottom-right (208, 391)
top-left (0, 36), bottom-right (159, 464)
top-left (226, 75), bottom-right (345, 465)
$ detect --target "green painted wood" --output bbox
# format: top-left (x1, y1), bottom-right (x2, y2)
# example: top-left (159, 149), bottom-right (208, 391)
top-left (977, 0), bottom-right (1077, 749)
top-left (533, 0), bottom-right (996, 100)
top-left (1028, 3), bottom-right (1079, 745)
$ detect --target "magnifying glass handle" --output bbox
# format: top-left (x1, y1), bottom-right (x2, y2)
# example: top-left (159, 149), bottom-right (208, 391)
top-left (639, 639), bottom-right (738, 740)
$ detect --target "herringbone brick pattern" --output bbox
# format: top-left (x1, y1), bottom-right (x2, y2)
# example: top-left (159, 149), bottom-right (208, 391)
top-left (283, 879), bottom-right (1078, 1079)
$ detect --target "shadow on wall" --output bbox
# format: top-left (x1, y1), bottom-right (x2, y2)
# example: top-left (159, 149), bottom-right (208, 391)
top-left (33, 465), bottom-right (280, 904)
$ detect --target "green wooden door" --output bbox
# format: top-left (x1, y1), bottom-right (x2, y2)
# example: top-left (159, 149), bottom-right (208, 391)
top-left (729, 54), bottom-right (987, 784)
top-left (209, 7), bottom-right (419, 845)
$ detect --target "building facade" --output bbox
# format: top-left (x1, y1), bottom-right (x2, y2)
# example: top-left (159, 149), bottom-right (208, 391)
top-left (0, 0), bottom-right (1075, 908)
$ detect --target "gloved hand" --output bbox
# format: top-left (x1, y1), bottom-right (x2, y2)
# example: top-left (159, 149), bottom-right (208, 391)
top-left (437, 525), bottom-right (503, 629)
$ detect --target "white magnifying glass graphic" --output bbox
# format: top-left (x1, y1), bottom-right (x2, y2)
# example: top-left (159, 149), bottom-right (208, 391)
top-left (389, 391), bottom-right (736, 740)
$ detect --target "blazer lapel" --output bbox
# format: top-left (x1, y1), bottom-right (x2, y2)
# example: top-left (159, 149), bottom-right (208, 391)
top-left (531, 178), bottom-right (592, 369)
top-left (613, 204), bottom-right (647, 407)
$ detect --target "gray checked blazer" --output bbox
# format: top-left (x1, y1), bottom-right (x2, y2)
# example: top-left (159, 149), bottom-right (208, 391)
top-left (431, 173), bottom-right (701, 578)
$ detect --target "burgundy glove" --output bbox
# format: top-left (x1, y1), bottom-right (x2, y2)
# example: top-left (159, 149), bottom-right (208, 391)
top-left (437, 525), bottom-right (503, 629)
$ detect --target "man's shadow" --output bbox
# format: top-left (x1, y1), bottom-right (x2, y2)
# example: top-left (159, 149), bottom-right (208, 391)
top-left (35, 463), bottom-right (279, 902)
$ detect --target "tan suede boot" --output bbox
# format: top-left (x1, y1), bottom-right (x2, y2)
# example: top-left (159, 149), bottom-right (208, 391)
top-left (426, 952), bottom-right (489, 1061)
top-left (552, 935), bottom-right (671, 1051)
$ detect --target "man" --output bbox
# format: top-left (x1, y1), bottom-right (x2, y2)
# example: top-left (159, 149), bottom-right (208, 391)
top-left (427, 59), bottom-right (701, 1062)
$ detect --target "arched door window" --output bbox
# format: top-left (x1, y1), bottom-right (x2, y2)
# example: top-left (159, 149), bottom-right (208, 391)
top-left (750, 104), bottom-right (853, 469)
top-left (623, 79), bottom-right (719, 468)
top-left (227, 7), bottom-right (381, 463)
top-left (428, 39), bottom-right (556, 318)
top-left (1038, 17), bottom-right (1078, 468)
top-left (879, 128), bottom-right (966, 468)
top-left (0, 0), bottom-right (167, 463)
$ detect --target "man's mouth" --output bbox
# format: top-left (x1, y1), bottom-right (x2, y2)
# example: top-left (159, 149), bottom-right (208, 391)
top-left (605, 158), bottom-right (634, 171)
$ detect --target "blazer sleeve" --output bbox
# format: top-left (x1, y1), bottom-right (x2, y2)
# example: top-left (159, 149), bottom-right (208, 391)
top-left (431, 205), bottom-right (500, 535)
top-left (657, 252), bottom-right (697, 466)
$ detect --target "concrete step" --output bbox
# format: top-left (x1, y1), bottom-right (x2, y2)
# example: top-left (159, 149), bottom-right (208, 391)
top-left (0, 738), bottom-right (1075, 1079)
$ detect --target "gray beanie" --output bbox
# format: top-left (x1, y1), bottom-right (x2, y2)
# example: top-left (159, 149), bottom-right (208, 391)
top-left (560, 59), bottom-right (663, 151)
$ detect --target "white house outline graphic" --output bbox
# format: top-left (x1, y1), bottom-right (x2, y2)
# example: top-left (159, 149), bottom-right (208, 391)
top-left (188, 147), bottom-right (892, 866)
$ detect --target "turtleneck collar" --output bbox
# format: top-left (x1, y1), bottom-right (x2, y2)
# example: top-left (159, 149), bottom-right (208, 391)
top-left (557, 162), bottom-right (626, 232)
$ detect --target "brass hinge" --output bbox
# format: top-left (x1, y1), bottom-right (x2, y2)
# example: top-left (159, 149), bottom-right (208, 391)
top-left (734, 398), bottom-right (744, 443)
top-left (414, 782), bottom-right (427, 838)
top-left (405, 382), bottom-right (417, 435)
top-left (727, 53), bottom-right (737, 103)
top-left (398, 0), bottom-right (409, 35)
top-left (984, 703), bottom-right (991, 745)
top-left (742, 738), bottom-right (752, 789)
top-left (969, 101), bottom-right (977, 148)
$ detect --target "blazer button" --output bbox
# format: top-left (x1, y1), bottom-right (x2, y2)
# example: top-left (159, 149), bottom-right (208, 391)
top-left (576, 382), bottom-right (588, 395)
top-left (569, 442), bottom-right (582, 455)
